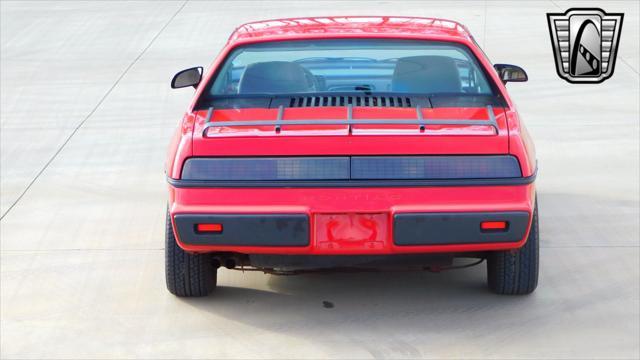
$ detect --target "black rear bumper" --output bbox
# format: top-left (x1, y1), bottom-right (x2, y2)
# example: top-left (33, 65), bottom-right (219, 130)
top-left (173, 214), bottom-right (309, 246)
top-left (393, 212), bottom-right (530, 245)
top-left (173, 211), bottom-right (530, 248)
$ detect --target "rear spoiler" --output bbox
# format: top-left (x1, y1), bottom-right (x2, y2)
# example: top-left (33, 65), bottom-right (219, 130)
top-left (201, 104), bottom-right (498, 138)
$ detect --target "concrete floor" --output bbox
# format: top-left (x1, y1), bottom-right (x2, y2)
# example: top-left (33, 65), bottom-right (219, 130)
top-left (1, 1), bottom-right (638, 359)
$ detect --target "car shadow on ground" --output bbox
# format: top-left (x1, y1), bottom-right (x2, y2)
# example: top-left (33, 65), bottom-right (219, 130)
top-left (175, 192), bottom-right (637, 355)
top-left (180, 264), bottom-right (536, 341)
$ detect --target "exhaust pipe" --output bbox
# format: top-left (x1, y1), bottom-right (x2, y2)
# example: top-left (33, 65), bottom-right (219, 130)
top-left (224, 258), bottom-right (236, 269)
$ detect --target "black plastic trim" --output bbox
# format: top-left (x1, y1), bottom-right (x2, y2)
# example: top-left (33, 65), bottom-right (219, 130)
top-left (394, 211), bottom-right (530, 246)
top-left (248, 254), bottom-right (453, 270)
top-left (168, 170), bottom-right (536, 188)
top-left (174, 214), bottom-right (309, 246)
top-left (198, 93), bottom-right (506, 110)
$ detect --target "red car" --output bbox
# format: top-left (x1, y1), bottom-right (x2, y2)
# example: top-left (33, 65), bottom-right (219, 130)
top-left (166, 16), bottom-right (538, 297)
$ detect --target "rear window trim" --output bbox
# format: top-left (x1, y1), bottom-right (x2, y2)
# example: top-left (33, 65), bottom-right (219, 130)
top-left (196, 93), bottom-right (506, 110)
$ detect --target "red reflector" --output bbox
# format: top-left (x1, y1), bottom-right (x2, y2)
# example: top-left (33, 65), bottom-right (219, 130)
top-left (481, 221), bottom-right (508, 230)
top-left (196, 223), bottom-right (223, 232)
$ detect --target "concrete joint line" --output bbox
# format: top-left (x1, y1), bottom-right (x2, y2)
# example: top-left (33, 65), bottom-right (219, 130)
top-left (0, 0), bottom-right (189, 221)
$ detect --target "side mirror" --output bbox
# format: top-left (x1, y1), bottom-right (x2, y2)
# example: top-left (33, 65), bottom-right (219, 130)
top-left (494, 64), bottom-right (528, 84)
top-left (171, 67), bottom-right (203, 89)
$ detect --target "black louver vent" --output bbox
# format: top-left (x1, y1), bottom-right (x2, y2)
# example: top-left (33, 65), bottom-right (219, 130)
top-left (288, 95), bottom-right (414, 108)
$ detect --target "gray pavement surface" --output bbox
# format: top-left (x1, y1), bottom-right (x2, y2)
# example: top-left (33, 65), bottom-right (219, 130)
top-left (1, 1), bottom-right (639, 359)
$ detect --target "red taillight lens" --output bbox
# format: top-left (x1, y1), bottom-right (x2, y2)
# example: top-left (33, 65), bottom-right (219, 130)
top-left (196, 223), bottom-right (223, 233)
top-left (481, 221), bottom-right (508, 231)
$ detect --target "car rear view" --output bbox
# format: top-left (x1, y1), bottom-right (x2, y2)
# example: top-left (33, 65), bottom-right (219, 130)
top-left (165, 17), bottom-right (538, 297)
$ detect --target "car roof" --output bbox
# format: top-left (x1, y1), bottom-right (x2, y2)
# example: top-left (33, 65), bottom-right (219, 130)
top-left (228, 16), bottom-right (474, 43)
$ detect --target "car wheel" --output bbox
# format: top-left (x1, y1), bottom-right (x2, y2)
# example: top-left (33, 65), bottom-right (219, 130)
top-left (165, 209), bottom-right (217, 297)
top-left (486, 200), bottom-right (539, 295)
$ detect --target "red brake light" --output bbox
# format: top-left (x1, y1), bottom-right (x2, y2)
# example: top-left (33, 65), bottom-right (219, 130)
top-left (196, 223), bottom-right (223, 233)
top-left (481, 221), bottom-right (508, 231)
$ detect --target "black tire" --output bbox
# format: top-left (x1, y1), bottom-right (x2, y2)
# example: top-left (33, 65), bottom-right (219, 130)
top-left (487, 201), bottom-right (539, 295)
top-left (165, 210), bottom-right (217, 297)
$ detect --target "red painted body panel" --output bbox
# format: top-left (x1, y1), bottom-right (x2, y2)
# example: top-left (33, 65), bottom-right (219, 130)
top-left (229, 17), bottom-right (474, 43)
top-left (506, 109), bottom-right (537, 176)
top-left (169, 184), bottom-right (534, 254)
top-left (165, 16), bottom-right (537, 255)
top-left (166, 113), bottom-right (194, 179)
top-left (186, 107), bottom-right (512, 178)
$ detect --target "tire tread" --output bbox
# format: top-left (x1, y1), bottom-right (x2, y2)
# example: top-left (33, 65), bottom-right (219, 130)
top-left (165, 210), bottom-right (216, 297)
top-left (487, 201), bottom-right (539, 295)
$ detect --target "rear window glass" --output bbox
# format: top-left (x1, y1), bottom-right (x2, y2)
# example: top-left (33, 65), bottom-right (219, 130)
top-left (205, 39), bottom-right (495, 97)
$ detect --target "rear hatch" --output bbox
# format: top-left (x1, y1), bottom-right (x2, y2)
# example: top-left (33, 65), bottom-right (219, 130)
top-left (178, 100), bottom-right (525, 253)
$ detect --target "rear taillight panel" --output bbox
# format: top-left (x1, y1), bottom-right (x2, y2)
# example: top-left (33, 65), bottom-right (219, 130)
top-left (180, 155), bottom-right (522, 181)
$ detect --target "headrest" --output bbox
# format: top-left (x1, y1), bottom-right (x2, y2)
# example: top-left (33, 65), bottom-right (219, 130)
top-left (238, 61), bottom-right (313, 94)
top-left (392, 56), bottom-right (462, 94)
